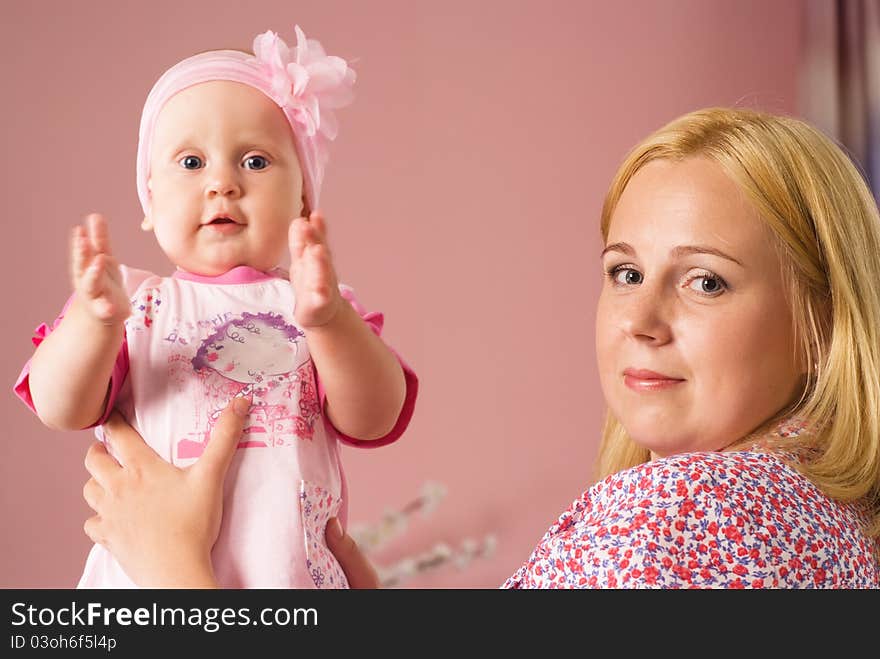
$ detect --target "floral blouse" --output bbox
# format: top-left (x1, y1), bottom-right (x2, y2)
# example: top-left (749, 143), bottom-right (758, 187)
top-left (504, 429), bottom-right (878, 589)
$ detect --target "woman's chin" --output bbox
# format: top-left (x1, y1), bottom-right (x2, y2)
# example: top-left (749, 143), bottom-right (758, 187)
top-left (626, 422), bottom-right (733, 458)
top-left (620, 417), bottom-right (695, 458)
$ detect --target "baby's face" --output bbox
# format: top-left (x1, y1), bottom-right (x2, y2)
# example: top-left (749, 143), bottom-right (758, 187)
top-left (143, 80), bottom-right (304, 275)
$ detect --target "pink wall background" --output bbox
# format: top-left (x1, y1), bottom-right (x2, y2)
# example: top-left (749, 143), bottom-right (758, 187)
top-left (1, 0), bottom-right (802, 588)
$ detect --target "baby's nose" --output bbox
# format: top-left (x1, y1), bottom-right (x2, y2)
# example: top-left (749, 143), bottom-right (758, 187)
top-left (206, 176), bottom-right (241, 198)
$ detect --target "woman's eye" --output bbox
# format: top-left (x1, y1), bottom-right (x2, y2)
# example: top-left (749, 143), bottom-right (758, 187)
top-left (687, 274), bottom-right (727, 296)
top-left (244, 155), bottom-right (269, 170)
top-left (179, 155), bottom-right (203, 170)
top-left (608, 267), bottom-right (643, 286)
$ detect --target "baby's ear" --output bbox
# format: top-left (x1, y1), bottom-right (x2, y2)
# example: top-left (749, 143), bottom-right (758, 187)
top-left (142, 179), bottom-right (155, 230)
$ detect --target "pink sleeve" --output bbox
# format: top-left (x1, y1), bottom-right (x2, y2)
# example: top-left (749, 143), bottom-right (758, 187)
top-left (12, 294), bottom-right (130, 428)
top-left (316, 286), bottom-right (418, 448)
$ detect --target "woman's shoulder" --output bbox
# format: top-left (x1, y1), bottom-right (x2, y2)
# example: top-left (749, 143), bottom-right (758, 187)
top-left (593, 449), bottom-right (795, 507)
top-left (595, 446), bottom-right (860, 527)
top-left (508, 448), bottom-right (877, 588)
top-left (541, 451), bottom-right (779, 548)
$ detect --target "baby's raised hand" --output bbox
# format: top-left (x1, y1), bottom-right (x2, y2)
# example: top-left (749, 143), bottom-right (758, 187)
top-left (288, 212), bottom-right (342, 329)
top-left (71, 213), bottom-right (130, 325)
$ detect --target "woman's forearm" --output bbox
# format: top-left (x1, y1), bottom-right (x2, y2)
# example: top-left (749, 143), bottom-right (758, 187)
top-left (304, 299), bottom-right (406, 440)
top-left (29, 297), bottom-right (125, 430)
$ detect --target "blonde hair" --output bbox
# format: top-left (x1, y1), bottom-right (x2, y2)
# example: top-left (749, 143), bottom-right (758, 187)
top-left (594, 108), bottom-right (880, 541)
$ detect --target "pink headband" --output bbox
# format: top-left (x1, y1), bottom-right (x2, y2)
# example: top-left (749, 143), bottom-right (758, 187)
top-left (136, 25), bottom-right (356, 215)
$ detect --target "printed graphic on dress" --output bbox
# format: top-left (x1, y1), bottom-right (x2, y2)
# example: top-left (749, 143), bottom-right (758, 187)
top-left (173, 311), bottom-right (322, 459)
top-left (299, 481), bottom-right (349, 589)
top-left (127, 288), bottom-right (162, 330)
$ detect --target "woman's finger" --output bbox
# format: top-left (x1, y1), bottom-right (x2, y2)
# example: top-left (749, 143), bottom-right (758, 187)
top-left (84, 441), bottom-right (120, 488)
top-left (82, 477), bottom-right (104, 513)
top-left (103, 410), bottom-right (161, 468)
top-left (325, 517), bottom-right (380, 589)
top-left (194, 397), bottom-right (249, 484)
top-left (83, 515), bottom-right (106, 547)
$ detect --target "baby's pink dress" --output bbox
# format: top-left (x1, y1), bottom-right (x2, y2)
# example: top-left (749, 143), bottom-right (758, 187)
top-left (15, 265), bottom-right (418, 588)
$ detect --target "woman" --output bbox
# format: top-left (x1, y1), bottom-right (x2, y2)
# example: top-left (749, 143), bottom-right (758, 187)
top-left (83, 108), bottom-right (880, 587)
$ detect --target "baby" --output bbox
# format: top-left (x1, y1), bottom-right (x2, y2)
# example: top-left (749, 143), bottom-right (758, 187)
top-left (14, 26), bottom-right (418, 588)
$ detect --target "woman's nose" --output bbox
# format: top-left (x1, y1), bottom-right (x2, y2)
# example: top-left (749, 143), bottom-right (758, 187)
top-left (619, 286), bottom-right (673, 345)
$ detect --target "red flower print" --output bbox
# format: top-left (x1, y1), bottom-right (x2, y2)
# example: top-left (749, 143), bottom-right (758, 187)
top-left (501, 449), bottom-right (878, 589)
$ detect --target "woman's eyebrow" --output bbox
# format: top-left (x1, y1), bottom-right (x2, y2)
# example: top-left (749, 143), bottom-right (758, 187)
top-left (670, 245), bottom-right (744, 267)
top-left (600, 242), bottom-right (634, 259)
top-left (600, 242), bottom-right (744, 267)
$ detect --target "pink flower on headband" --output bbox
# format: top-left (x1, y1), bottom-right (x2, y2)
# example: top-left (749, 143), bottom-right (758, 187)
top-left (253, 26), bottom-right (356, 141)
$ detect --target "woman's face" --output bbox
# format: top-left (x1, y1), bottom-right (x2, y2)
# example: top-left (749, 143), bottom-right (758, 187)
top-left (596, 157), bottom-right (803, 457)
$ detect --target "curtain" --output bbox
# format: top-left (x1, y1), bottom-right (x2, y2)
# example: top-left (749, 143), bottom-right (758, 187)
top-left (801, 0), bottom-right (880, 199)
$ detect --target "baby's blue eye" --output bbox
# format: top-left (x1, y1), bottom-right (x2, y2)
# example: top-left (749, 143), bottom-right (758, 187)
top-left (244, 155), bottom-right (269, 170)
top-left (179, 155), bottom-right (203, 170)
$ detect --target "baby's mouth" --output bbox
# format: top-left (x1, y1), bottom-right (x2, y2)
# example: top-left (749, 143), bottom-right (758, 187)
top-left (202, 216), bottom-right (246, 234)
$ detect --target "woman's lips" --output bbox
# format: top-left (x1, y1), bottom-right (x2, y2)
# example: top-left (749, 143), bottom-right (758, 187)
top-left (623, 368), bottom-right (686, 392)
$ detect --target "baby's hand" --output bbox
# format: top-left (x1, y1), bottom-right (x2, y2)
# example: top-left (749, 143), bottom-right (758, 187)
top-left (289, 212), bottom-right (343, 329)
top-left (71, 213), bottom-right (130, 325)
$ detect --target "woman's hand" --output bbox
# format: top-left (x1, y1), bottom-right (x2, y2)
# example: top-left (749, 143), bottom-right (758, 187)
top-left (82, 394), bottom-right (379, 589)
top-left (324, 517), bottom-right (381, 589)
top-left (82, 397), bottom-right (250, 588)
